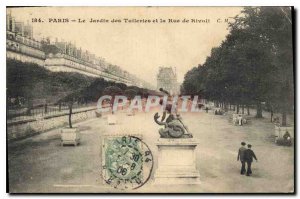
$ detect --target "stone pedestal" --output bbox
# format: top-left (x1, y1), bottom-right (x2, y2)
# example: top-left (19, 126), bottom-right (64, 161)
top-left (153, 138), bottom-right (200, 184)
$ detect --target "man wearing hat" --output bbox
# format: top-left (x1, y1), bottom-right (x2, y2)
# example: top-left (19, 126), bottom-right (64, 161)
top-left (237, 142), bottom-right (247, 175)
top-left (244, 144), bottom-right (258, 176)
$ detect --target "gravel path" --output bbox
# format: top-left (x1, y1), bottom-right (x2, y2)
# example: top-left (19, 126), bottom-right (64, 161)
top-left (8, 109), bottom-right (294, 193)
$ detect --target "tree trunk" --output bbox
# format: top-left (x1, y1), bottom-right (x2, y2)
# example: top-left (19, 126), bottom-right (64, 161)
top-left (59, 102), bottom-right (61, 112)
top-left (68, 103), bottom-right (73, 128)
top-left (229, 104), bottom-right (231, 110)
top-left (236, 104), bottom-right (239, 114)
top-left (224, 102), bottom-right (228, 112)
top-left (44, 103), bottom-right (48, 114)
top-left (247, 105), bottom-right (250, 115)
top-left (26, 100), bottom-right (32, 115)
top-left (242, 105), bottom-right (245, 114)
top-left (256, 102), bottom-right (263, 118)
top-left (270, 109), bottom-right (273, 122)
top-left (233, 105), bottom-right (235, 111)
top-left (111, 96), bottom-right (115, 113)
top-left (282, 111), bottom-right (287, 126)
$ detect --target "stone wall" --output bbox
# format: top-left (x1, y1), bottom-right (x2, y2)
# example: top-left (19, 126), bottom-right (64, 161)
top-left (7, 108), bottom-right (96, 141)
top-left (7, 50), bottom-right (45, 66)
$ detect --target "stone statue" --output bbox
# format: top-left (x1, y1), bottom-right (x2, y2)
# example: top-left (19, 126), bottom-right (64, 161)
top-left (154, 112), bottom-right (193, 138)
top-left (154, 88), bottom-right (193, 138)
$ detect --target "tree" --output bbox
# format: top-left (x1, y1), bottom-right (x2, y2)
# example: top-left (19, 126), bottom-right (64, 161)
top-left (124, 89), bottom-right (138, 101)
top-left (58, 89), bottom-right (85, 128)
top-left (115, 83), bottom-right (127, 91)
top-left (182, 7), bottom-right (293, 125)
top-left (102, 86), bottom-right (124, 109)
top-left (181, 66), bottom-right (206, 97)
top-left (230, 7), bottom-right (293, 124)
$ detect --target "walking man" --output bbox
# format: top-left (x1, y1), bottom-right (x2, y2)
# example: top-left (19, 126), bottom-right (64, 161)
top-left (237, 142), bottom-right (247, 175)
top-left (205, 107), bottom-right (209, 113)
top-left (244, 144), bottom-right (258, 176)
top-left (237, 115), bottom-right (243, 126)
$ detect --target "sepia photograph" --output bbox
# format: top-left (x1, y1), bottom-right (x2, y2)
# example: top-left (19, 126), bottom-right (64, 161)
top-left (6, 6), bottom-right (294, 193)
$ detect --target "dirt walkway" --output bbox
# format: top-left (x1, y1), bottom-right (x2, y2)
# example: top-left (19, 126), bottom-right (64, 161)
top-left (8, 109), bottom-right (294, 193)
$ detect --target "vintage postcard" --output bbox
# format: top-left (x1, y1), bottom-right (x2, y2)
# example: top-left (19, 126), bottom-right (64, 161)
top-left (6, 6), bottom-right (294, 193)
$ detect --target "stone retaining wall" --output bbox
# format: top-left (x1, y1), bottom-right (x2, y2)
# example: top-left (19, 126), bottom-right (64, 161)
top-left (7, 108), bottom-right (96, 141)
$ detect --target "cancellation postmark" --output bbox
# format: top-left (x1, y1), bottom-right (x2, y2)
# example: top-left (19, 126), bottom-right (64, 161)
top-left (102, 135), bottom-right (153, 190)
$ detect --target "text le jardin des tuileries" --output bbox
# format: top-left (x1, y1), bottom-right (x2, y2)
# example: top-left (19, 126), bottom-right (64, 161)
top-left (31, 17), bottom-right (229, 24)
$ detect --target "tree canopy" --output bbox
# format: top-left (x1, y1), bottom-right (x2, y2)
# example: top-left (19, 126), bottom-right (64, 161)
top-left (182, 7), bottom-right (293, 125)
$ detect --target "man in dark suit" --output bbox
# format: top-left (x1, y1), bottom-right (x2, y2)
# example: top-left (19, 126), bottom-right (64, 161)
top-left (244, 144), bottom-right (258, 176)
top-left (237, 142), bottom-right (247, 175)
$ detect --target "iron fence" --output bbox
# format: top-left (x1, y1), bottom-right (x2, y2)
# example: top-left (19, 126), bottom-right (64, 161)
top-left (7, 102), bottom-right (96, 123)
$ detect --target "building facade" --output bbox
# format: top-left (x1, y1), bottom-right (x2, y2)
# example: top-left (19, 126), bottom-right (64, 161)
top-left (6, 12), bottom-right (154, 89)
top-left (6, 14), bottom-right (45, 66)
top-left (157, 67), bottom-right (180, 95)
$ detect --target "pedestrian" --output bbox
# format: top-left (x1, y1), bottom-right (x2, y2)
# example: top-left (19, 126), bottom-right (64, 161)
top-left (237, 142), bottom-right (247, 175)
top-left (244, 144), bottom-right (258, 176)
top-left (205, 107), bottom-right (208, 113)
top-left (283, 131), bottom-right (292, 146)
top-left (238, 115), bottom-right (243, 126)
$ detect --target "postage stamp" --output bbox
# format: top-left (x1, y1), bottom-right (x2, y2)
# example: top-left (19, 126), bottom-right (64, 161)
top-left (102, 135), bottom-right (153, 190)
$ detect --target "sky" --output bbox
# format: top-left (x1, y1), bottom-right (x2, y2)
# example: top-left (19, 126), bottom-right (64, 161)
top-left (8, 7), bottom-right (243, 87)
